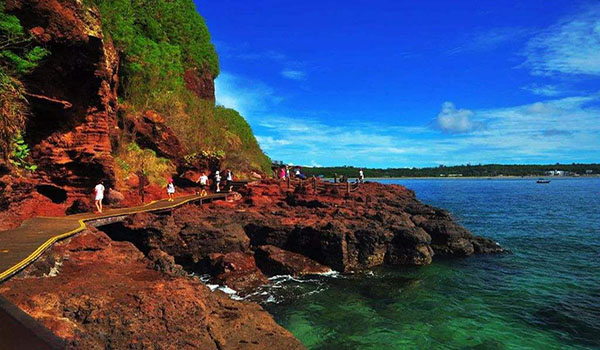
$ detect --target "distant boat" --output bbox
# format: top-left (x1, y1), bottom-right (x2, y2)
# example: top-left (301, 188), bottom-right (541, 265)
top-left (536, 179), bottom-right (551, 184)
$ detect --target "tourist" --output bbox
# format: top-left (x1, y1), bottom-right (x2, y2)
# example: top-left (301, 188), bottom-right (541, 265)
top-left (280, 167), bottom-right (286, 180)
top-left (295, 166), bottom-right (306, 180)
top-left (226, 169), bottom-right (234, 192)
top-left (94, 180), bottom-right (105, 213)
top-left (285, 166), bottom-right (290, 179)
top-left (166, 178), bottom-right (175, 202)
top-left (196, 172), bottom-right (209, 196)
top-left (214, 171), bottom-right (221, 192)
top-left (359, 169), bottom-right (365, 183)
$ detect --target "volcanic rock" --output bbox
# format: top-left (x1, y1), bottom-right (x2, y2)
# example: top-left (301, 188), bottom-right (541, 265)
top-left (207, 252), bottom-right (269, 293)
top-left (103, 188), bottom-right (124, 206)
top-left (102, 211), bottom-right (252, 272)
top-left (119, 181), bottom-right (504, 277)
top-left (184, 68), bottom-right (216, 102)
top-left (121, 110), bottom-right (186, 165)
top-left (255, 245), bottom-right (331, 276)
top-left (0, 228), bottom-right (304, 350)
top-left (5, 0), bottom-right (119, 194)
top-left (147, 248), bottom-right (187, 277)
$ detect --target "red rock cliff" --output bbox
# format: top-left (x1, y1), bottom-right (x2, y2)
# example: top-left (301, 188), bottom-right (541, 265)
top-left (5, 0), bottom-right (119, 194)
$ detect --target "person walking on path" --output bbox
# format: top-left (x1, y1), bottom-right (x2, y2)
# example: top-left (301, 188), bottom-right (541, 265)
top-left (166, 178), bottom-right (175, 201)
top-left (226, 169), bottom-right (234, 192)
top-left (94, 180), bottom-right (105, 213)
top-left (359, 169), bottom-right (365, 183)
top-left (196, 172), bottom-right (209, 196)
top-left (214, 171), bottom-right (222, 193)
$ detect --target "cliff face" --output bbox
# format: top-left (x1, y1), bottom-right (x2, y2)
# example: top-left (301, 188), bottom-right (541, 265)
top-left (184, 68), bottom-right (216, 102)
top-left (6, 0), bottom-right (119, 193)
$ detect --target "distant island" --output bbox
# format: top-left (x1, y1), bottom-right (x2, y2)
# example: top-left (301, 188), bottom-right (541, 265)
top-left (298, 163), bottom-right (600, 178)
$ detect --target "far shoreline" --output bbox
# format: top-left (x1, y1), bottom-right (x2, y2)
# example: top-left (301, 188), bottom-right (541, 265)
top-left (321, 175), bottom-right (600, 180)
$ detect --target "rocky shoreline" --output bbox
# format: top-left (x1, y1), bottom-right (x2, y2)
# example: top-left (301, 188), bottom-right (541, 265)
top-left (0, 180), bottom-right (505, 349)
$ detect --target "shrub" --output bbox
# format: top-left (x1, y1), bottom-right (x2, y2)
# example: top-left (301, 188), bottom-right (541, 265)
top-left (115, 142), bottom-right (174, 187)
top-left (8, 132), bottom-right (36, 171)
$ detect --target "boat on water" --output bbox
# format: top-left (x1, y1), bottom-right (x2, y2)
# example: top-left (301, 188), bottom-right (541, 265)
top-left (537, 179), bottom-right (551, 184)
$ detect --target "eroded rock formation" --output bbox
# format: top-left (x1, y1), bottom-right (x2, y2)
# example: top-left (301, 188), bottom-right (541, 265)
top-left (6, 0), bottom-right (119, 194)
top-left (0, 228), bottom-right (305, 350)
top-left (184, 68), bottom-right (216, 102)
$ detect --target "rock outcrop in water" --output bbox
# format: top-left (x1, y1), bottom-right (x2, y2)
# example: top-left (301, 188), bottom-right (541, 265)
top-left (99, 180), bottom-right (504, 293)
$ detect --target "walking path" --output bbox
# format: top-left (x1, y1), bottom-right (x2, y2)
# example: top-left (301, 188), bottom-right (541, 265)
top-left (0, 193), bottom-right (230, 283)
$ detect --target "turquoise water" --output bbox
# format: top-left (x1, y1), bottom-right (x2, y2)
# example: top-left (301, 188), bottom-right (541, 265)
top-left (253, 178), bottom-right (600, 350)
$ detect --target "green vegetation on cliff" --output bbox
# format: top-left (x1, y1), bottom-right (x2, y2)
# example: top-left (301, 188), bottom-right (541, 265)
top-left (93, 0), bottom-right (270, 175)
top-left (0, 3), bottom-right (48, 162)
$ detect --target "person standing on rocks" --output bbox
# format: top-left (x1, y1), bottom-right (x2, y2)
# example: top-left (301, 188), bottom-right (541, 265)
top-left (196, 172), bottom-right (209, 196)
top-left (94, 180), bottom-right (105, 213)
top-left (359, 169), bottom-right (365, 183)
top-left (166, 178), bottom-right (175, 202)
top-left (214, 171), bottom-right (222, 192)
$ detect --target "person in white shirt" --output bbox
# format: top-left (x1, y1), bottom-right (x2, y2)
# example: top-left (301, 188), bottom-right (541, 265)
top-left (196, 172), bottom-right (209, 196)
top-left (359, 169), bottom-right (365, 183)
top-left (214, 171), bottom-right (221, 192)
top-left (166, 178), bottom-right (175, 201)
top-left (94, 180), bottom-right (105, 213)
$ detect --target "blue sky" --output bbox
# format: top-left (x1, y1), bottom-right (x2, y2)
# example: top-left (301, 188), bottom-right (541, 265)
top-left (195, 0), bottom-right (600, 167)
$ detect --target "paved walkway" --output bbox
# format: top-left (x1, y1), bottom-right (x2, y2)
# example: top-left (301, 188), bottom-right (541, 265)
top-left (0, 193), bottom-right (229, 283)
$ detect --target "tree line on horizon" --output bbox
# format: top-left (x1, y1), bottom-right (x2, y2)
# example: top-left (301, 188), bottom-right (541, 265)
top-left (300, 163), bottom-right (600, 178)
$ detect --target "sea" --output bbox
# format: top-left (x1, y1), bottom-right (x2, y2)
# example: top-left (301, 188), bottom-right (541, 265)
top-left (245, 177), bottom-right (600, 350)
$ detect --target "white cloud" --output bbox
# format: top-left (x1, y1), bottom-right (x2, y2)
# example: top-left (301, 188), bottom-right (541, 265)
top-left (215, 72), bottom-right (282, 118)
top-left (523, 3), bottom-right (600, 76)
top-left (448, 27), bottom-right (533, 55)
top-left (435, 102), bottom-right (479, 133)
top-left (281, 69), bottom-right (306, 81)
top-left (521, 84), bottom-right (563, 96)
top-left (254, 136), bottom-right (291, 151)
